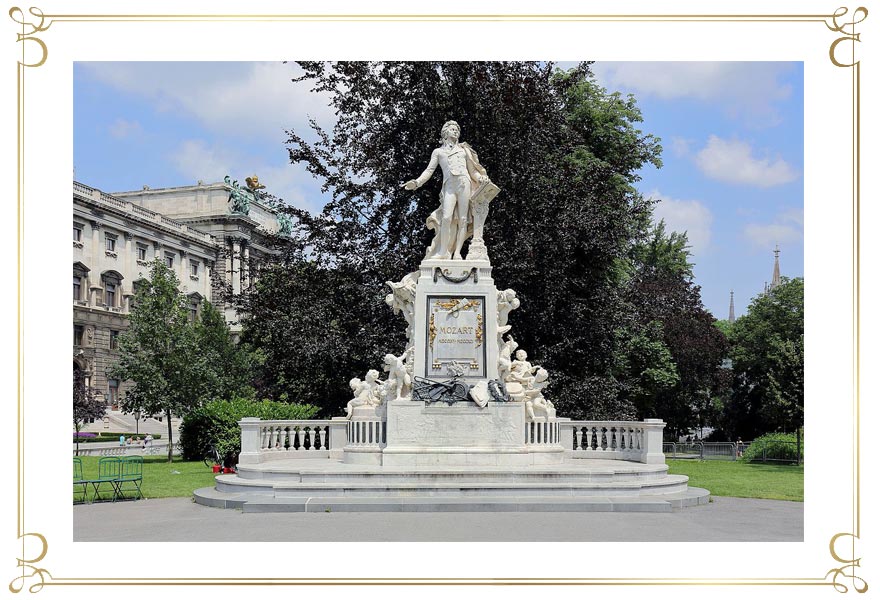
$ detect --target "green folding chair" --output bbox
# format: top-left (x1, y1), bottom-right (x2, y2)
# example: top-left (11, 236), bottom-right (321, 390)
top-left (117, 456), bottom-right (144, 500)
top-left (73, 457), bottom-right (89, 503)
top-left (91, 457), bottom-right (121, 502)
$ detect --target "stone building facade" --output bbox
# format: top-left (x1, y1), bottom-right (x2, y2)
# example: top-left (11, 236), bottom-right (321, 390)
top-left (73, 179), bottom-right (285, 407)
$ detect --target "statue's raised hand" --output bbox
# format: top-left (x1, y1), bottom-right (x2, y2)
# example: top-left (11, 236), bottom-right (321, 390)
top-left (402, 180), bottom-right (419, 191)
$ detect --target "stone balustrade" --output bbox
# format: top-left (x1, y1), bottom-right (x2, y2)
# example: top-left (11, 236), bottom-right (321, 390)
top-left (240, 416), bottom-right (665, 465)
top-left (559, 419), bottom-right (666, 464)
top-left (525, 419), bottom-right (559, 446)
top-left (238, 418), bottom-right (345, 464)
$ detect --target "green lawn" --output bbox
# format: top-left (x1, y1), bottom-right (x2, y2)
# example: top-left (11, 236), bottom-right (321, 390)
top-left (667, 459), bottom-right (804, 502)
top-left (75, 456), bottom-right (219, 502)
top-left (73, 456), bottom-right (804, 503)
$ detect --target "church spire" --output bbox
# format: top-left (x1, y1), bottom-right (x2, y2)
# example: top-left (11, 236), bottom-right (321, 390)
top-left (728, 290), bottom-right (735, 323)
top-left (770, 245), bottom-right (781, 290)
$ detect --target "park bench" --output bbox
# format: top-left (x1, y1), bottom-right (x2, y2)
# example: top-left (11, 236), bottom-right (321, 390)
top-left (73, 456), bottom-right (144, 503)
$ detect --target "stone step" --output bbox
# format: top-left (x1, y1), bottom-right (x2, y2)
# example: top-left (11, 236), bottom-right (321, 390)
top-left (235, 462), bottom-right (670, 484)
top-left (214, 473), bottom-right (690, 498)
top-left (193, 487), bottom-right (710, 513)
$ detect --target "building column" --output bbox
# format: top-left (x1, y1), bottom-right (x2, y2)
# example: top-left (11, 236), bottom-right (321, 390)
top-left (178, 249), bottom-right (188, 289)
top-left (123, 232), bottom-right (134, 298)
top-left (224, 237), bottom-right (234, 292)
top-left (242, 242), bottom-right (250, 290)
top-left (231, 239), bottom-right (242, 295)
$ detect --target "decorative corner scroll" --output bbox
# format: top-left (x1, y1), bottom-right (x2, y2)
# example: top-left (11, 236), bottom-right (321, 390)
top-left (826, 532), bottom-right (868, 593)
top-left (9, 533), bottom-right (50, 594)
top-left (826, 6), bottom-right (868, 67)
top-left (9, 7), bottom-right (49, 68)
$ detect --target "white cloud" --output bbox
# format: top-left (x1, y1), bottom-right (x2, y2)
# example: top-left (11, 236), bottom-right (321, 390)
top-left (670, 136), bottom-right (692, 158)
top-left (78, 62), bottom-right (336, 141)
top-left (591, 62), bottom-right (794, 127)
top-left (648, 190), bottom-right (712, 255)
top-left (169, 139), bottom-right (322, 214)
top-left (694, 135), bottom-right (798, 187)
top-left (743, 223), bottom-right (802, 250)
top-left (108, 118), bottom-right (143, 140)
top-left (743, 208), bottom-right (804, 250)
top-left (779, 207), bottom-right (804, 226)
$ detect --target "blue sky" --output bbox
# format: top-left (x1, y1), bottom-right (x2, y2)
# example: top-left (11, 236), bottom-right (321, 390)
top-left (73, 61), bottom-right (804, 320)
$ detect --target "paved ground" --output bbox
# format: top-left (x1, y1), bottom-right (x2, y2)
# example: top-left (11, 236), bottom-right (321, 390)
top-left (74, 495), bottom-right (802, 542)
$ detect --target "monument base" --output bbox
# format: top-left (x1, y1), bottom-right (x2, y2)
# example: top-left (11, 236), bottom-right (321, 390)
top-left (382, 400), bottom-right (564, 466)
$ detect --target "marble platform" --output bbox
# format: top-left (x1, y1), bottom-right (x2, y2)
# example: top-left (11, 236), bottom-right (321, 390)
top-left (193, 457), bottom-right (709, 513)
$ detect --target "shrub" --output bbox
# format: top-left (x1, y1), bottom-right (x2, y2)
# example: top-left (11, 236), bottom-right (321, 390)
top-left (742, 432), bottom-right (804, 462)
top-left (178, 398), bottom-right (319, 466)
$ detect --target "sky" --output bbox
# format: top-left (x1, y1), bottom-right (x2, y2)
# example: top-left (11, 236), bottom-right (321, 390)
top-left (73, 61), bottom-right (804, 320)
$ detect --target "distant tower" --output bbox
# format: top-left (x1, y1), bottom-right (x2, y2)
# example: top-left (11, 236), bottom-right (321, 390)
top-left (770, 245), bottom-right (782, 290)
top-left (728, 290), bottom-right (735, 323)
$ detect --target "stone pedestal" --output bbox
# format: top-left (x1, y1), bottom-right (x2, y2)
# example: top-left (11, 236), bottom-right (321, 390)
top-left (383, 400), bottom-right (563, 466)
top-left (413, 258), bottom-right (499, 382)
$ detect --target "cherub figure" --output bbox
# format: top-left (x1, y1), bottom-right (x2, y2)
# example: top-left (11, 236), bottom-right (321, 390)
top-left (498, 335), bottom-right (519, 382)
top-left (344, 370), bottom-right (386, 419)
top-left (496, 288), bottom-right (520, 343)
top-left (523, 368), bottom-right (553, 421)
top-left (383, 352), bottom-right (412, 401)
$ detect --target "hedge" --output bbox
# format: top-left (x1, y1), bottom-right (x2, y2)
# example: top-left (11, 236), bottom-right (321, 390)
top-left (742, 432), bottom-right (804, 462)
top-left (178, 398), bottom-right (319, 466)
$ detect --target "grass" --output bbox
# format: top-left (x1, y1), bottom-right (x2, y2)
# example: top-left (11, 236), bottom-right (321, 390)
top-left (667, 459), bottom-right (803, 502)
top-left (75, 456), bottom-right (219, 502)
top-left (73, 456), bottom-right (805, 503)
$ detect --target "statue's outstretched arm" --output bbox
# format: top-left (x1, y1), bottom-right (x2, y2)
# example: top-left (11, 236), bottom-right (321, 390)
top-left (403, 149), bottom-right (439, 190)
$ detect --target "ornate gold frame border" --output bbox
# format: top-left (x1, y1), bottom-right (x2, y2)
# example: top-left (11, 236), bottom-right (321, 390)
top-left (9, 6), bottom-right (868, 594)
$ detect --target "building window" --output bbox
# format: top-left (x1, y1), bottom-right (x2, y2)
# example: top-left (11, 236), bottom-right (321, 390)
top-left (100, 271), bottom-right (123, 309)
top-left (188, 294), bottom-right (202, 323)
top-left (73, 262), bottom-right (90, 303)
top-left (109, 330), bottom-right (119, 350)
top-left (137, 244), bottom-right (147, 261)
top-left (104, 282), bottom-right (116, 307)
top-left (74, 324), bottom-right (84, 346)
top-left (73, 223), bottom-right (83, 242)
top-left (165, 252), bottom-right (174, 268)
top-left (190, 260), bottom-right (199, 277)
top-left (105, 234), bottom-right (117, 252)
top-left (108, 379), bottom-right (119, 410)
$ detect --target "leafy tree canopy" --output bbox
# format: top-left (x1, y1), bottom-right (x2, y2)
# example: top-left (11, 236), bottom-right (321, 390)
top-left (725, 277), bottom-right (804, 438)
top-left (244, 62), bottom-right (735, 426)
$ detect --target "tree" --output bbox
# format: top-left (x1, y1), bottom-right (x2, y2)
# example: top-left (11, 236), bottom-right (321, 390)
top-left (73, 368), bottom-right (105, 456)
top-left (726, 277), bottom-right (804, 438)
top-left (110, 260), bottom-right (214, 462)
top-left (624, 222), bottom-right (728, 437)
top-left (194, 301), bottom-right (261, 402)
top-left (246, 61), bottom-right (663, 419)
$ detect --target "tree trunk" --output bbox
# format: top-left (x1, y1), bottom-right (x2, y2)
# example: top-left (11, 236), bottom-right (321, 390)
top-left (166, 409), bottom-right (173, 463)
top-left (75, 424), bottom-right (80, 457)
top-left (796, 427), bottom-right (801, 466)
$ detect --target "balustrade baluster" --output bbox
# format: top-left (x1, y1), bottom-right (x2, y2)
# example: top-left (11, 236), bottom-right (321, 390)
top-left (574, 428), bottom-right (582, 450)
top-left (268, 426), bottom-right (277, 450)
top-left (319, 426), bottom-right (327, 450)
top-left (260, 426), bottom-right (268, 450)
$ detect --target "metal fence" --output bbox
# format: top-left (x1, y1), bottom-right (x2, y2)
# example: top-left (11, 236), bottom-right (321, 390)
top-left (663, 440), bottom-right (803, 464)
top-left (663, 442), bottom-right (736, 461)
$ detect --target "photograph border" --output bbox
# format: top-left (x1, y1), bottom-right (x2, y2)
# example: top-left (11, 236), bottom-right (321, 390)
top-left (10, 5), bottom-right (866, 593)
